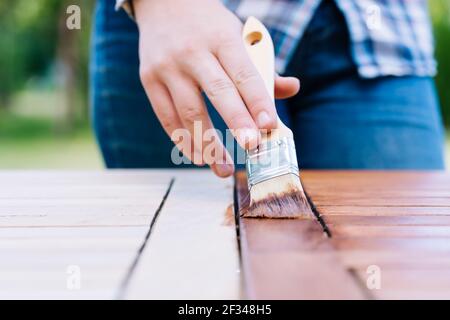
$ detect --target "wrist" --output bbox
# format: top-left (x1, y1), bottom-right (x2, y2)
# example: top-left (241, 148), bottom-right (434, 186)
top-left (134, 0), bottom-right (224, 25)
top-left (134, 0), bottom-right (158, 25)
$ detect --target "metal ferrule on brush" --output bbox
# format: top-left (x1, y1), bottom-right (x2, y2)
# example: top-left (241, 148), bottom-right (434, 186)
top-left (245, 136), bottom-right (299, 190)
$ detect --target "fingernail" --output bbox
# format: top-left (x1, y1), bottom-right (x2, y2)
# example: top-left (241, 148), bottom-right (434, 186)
top-left (257, 111), bottom-right (273, 128)
top-left (216, 164), bottom-right (234, 177)
top-left (237, 128), bottom-right (259, 148)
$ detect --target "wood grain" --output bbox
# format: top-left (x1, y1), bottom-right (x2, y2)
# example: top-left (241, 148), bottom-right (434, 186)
top-left (332, 225), bottom-right (450, 238)
top-left (0, 170), bottom-right (240, 300)
top-left (235, 171), bottom-right (364, 299)
top-left (0, 170), bottom-right (176, 299)
top-left (315, 206), bottom-right (450, 216)
top-left (323, 215), bottom-right (450, 226)
top-left (302, 170), bottom-right (450, 300)
top-left (0, 170), bottom-right (173, 228)
top-left (125, 171), bottom-right (240, 299)
top-left (236, 170), bottom-right (450, 299)
top-left (355, 269), bottom-right (450, 299)
top-left (4, 170), bottom-right (450, 299)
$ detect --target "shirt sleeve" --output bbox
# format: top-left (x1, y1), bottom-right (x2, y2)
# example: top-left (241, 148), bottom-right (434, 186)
top-left (115, 0), bottom-right (135, 18)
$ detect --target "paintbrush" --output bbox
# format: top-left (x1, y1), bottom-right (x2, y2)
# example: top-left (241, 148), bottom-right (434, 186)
top-left (241, 17), bottom-right (313, 219)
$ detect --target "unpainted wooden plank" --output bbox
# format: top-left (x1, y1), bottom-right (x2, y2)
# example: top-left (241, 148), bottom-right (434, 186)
top-left (0, 170), bottom-right (174, 186)
top-left (0, 170), bottom-right (175, 299)
top-left (0, 226), bottom-right (148, 299)
top-left (125, 171), bottom-right (240, 300)
top-left (0, 185), bottom-right (169, 199)
top-left (0, 171), bottom-right (173, 227)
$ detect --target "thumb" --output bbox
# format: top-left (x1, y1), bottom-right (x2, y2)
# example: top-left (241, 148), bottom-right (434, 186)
top-left (275, 75), bottom-right (300, 99)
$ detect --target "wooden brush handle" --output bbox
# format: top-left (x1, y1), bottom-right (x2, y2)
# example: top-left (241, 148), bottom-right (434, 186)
top-left (242, 16), bottom-right (293, 140)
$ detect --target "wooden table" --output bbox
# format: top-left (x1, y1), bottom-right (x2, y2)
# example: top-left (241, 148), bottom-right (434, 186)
top-left (2, 170), bottom-right (450, 299)
top-left (237, 171), bottom-right (450, 299)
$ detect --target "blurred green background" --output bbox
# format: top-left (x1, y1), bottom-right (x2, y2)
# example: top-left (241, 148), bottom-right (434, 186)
top-left (0, 0), bottom-right (449, 169)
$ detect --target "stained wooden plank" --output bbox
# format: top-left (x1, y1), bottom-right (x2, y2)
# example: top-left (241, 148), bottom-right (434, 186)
top-left (333, 237), bottom-right (450, 252)
top-left (312, 197), bottom-right (450, 207)
top-left (336, 251), bottom-right (450, 270)
top-left (355, 270), bottom-right (450, 300)
top-left (125, 170), bottom-right (240, 299)
top-left (333, 225), bottom-right (450, 238)
top-left (316, 206), bottom-right (450, 216)
top-left (301, 171), bottom-right (450, 186)
top-left (308, 191), bottom-right (450, 197)
top-left (235, 171), bottom-right (364, 299)
top-left (323, 215), bottom-right (450, 226)
top-left (304, 171), bottom-right (450, 300)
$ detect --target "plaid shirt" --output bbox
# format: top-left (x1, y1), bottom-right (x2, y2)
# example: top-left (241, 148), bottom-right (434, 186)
top-left (222, 0), bottom-right (436, 77)
top-left (117, 0), bottom-right (436, 78)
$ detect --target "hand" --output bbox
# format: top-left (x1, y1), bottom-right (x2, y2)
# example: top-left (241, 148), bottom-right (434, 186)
top-left (134, 0), bottom-right (300, 177)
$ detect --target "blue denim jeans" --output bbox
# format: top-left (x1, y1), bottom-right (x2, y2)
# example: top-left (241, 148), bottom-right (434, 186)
top-left (90, 0), bottom-right (445, 169)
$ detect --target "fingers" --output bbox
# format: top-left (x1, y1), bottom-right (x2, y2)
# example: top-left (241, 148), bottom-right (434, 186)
top-left (142, 80), bottom-right (203, 165)
top-left (163, 73), bottom-right (234, 176)
top-left (141, 81), bottom-right (181, 140)
top-left (140, 60), bottom-right (299, 178)
top-left (163, 74), bottom-right (211, 164)
top-left (215, 39), bottom-right (277, 130)
top-left (138, 36), bottom-right (298, 178)
top-left (275, 76), bottom-right (300, 99)
top-left (182, 53), bottom-right (260, 150)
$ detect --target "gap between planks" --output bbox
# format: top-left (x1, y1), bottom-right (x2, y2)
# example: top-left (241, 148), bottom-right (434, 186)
top-left (234, 171), bottom-right (366, 299)
top-left (123, 171), bottom-right (241, 299)
top-left (303, 170), bottom-right (450, 299)
top-left (116, 178), bottom-right (175, 299)
top-left (1, 170), bottom-right (241, 299)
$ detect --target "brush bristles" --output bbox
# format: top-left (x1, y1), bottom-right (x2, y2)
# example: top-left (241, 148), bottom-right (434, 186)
top-left (243, 173), bottom-right (314, 219)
